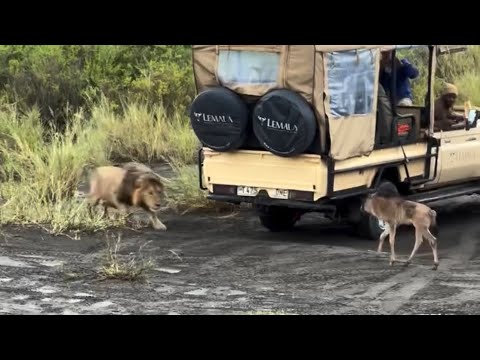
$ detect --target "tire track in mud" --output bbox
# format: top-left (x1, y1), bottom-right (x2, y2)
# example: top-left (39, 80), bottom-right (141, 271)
top-left (148, 207), bottom-right (480, 314)
top-left (362, 268), bottom-right (435, 314)
top-left (2, 198), bottom-right (480, 314)
top-left (357, 221), bottom-right (480, 314)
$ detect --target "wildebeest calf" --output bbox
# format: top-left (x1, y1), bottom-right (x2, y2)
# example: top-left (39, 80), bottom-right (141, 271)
top-left (361, 186), bottom-right (439, 270)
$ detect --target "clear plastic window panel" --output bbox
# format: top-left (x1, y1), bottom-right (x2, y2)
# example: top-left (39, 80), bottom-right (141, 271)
top-left (218, 50), bottom-right (280, 86)
top-left (326, 49), bottom-right (376, 118)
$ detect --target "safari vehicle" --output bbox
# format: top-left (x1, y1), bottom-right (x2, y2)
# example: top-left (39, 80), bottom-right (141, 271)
top-left (189, 45), bottom-right (479, 240)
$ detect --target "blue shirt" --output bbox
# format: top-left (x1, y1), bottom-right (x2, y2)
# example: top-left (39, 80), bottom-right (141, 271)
top-left (379, 59), bottom-right (419, 103)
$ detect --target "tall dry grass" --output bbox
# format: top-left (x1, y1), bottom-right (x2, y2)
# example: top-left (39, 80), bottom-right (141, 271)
top-left (94, 98), bottom-right (199, 164)
top-left (0, 99), bottom-right (207, 234)
top-left (2, 46), bottom-right (480, 234)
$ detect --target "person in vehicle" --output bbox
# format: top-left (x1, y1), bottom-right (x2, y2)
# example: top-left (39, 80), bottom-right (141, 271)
top-left (434, 83), bottom-right (466, 132)
top-left (377, 83), bottom-right (393, 144)
top-left (379, 50), bottom-right (419, 106)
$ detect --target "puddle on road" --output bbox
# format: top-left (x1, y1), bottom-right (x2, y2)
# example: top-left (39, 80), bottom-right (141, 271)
top-left (0, 302), bottom-right (43, 314)
top-left (34, 286), bottom-right (60, 294)
top-left (18, 254), bottom-right (55, 260)
top-left (73, 292), bottom-right (95, 298)
top-left (0, 256), bottom-right (34, 268)
top-left (67, 299), bottom-right (84, 304)
top-left (184, 287), bottom-right (247, 297)
top-left (228, 290), bottom-right (247, 296)
top-left (88, 301), bottom-right (115, 310)
top-left (155, 285), bottom-right (176, 294)
top-left (36, 260), bottom-right (65, 267)
top-left (155, 267), bottom-right (181, 274)
top-left (63, 310), bottom-right (80, 315)
top-left (185, 288), bottom-right (209, 296)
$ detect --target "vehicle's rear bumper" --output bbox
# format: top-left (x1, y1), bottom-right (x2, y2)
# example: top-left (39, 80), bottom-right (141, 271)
top-left (202, 148), bottom-right (328, 201)
top-left (206, 193), bottom-right (336, 211)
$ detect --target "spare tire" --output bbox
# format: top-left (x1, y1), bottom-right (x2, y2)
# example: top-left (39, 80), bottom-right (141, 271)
top-left (190, 87), bottom-right (249, 152)
top-left (252, 89), bottom-right (317, 157)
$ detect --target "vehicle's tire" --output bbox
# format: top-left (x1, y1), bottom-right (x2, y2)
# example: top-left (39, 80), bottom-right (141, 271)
top-left (355, 180), bottom-right (398, 240)
top-left (252, 89), bottom-right (318, 157)
top-left (190, 87), bottom-right (249, 152)
top-left (356, 213), bottom-right (387, 241)
top-left (256, 205), bottom-right (302, 232)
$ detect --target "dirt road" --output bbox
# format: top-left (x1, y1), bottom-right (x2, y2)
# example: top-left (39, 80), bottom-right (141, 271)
top-left (1, 195), bottom-right (480, 315)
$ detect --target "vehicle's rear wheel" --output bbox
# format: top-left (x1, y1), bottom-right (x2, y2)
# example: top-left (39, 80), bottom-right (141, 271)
top-left (356, 214), bottom-right (386, 241)
top-left (355, 180), bottom-right (398, 240)
top-left (256, 205), bottom-right (302, 232)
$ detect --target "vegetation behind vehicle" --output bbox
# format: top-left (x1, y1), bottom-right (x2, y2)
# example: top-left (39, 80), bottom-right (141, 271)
top-left (1, 45), bottom-right (480, 233)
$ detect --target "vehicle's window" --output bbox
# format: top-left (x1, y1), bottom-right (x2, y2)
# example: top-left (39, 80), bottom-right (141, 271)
top-left (326, 49), bottom-right (376, 118)
top-left (468, 109), bottom-right (478, 128)
top-left (217, 50), bottom-right (280, 86)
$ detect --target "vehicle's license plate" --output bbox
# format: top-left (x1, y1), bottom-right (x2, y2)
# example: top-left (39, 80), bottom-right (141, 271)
top-left (272, 189), bottom-right (289, 199)
top-left (237, 186), bottom-right (258, 197)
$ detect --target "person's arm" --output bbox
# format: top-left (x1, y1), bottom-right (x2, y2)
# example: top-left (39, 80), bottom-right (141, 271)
top-left (434, 102), bottom-right (456, 131)
top-left (447, 108), bottom-right (467, 122)
top-left (398, 58), bottom-right (419, 80)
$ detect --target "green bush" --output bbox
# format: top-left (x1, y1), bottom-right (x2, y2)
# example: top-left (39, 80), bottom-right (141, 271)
top-left (397, 46), bottom-right (480, 106)
top-left (1, 45), bottom-right (480, 234)
top-left (0, 45), bottom-right (195, 128)
top-left (1, 45), bottom-right (479, 130)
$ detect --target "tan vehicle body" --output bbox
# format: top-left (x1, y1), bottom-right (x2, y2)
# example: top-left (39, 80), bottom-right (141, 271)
top-left (191, 45), bottom-right (478, 237)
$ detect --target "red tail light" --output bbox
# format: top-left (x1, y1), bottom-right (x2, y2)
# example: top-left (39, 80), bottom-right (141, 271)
top-left (289, 190), bottom-right (314, 202)
top-left (212, 184), bottom-right (237, 195)
top-left (397, 124), bottom-right (410, 136)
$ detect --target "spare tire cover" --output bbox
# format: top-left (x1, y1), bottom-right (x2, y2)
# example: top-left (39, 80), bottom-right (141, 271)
top-left (253, 89), bottom-right (317, 157)
top-left (190, 87), bottom-right (249, 152)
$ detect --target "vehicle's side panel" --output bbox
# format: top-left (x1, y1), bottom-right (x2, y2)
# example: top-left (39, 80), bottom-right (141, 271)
top-left (436, 128), bottom-right (480, 184)
top-left (203, 143), bottom-right (429, 201)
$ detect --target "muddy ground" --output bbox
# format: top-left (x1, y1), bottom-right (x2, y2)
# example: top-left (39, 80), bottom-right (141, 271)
top-left (1, 193), bottom-right (480, 315)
